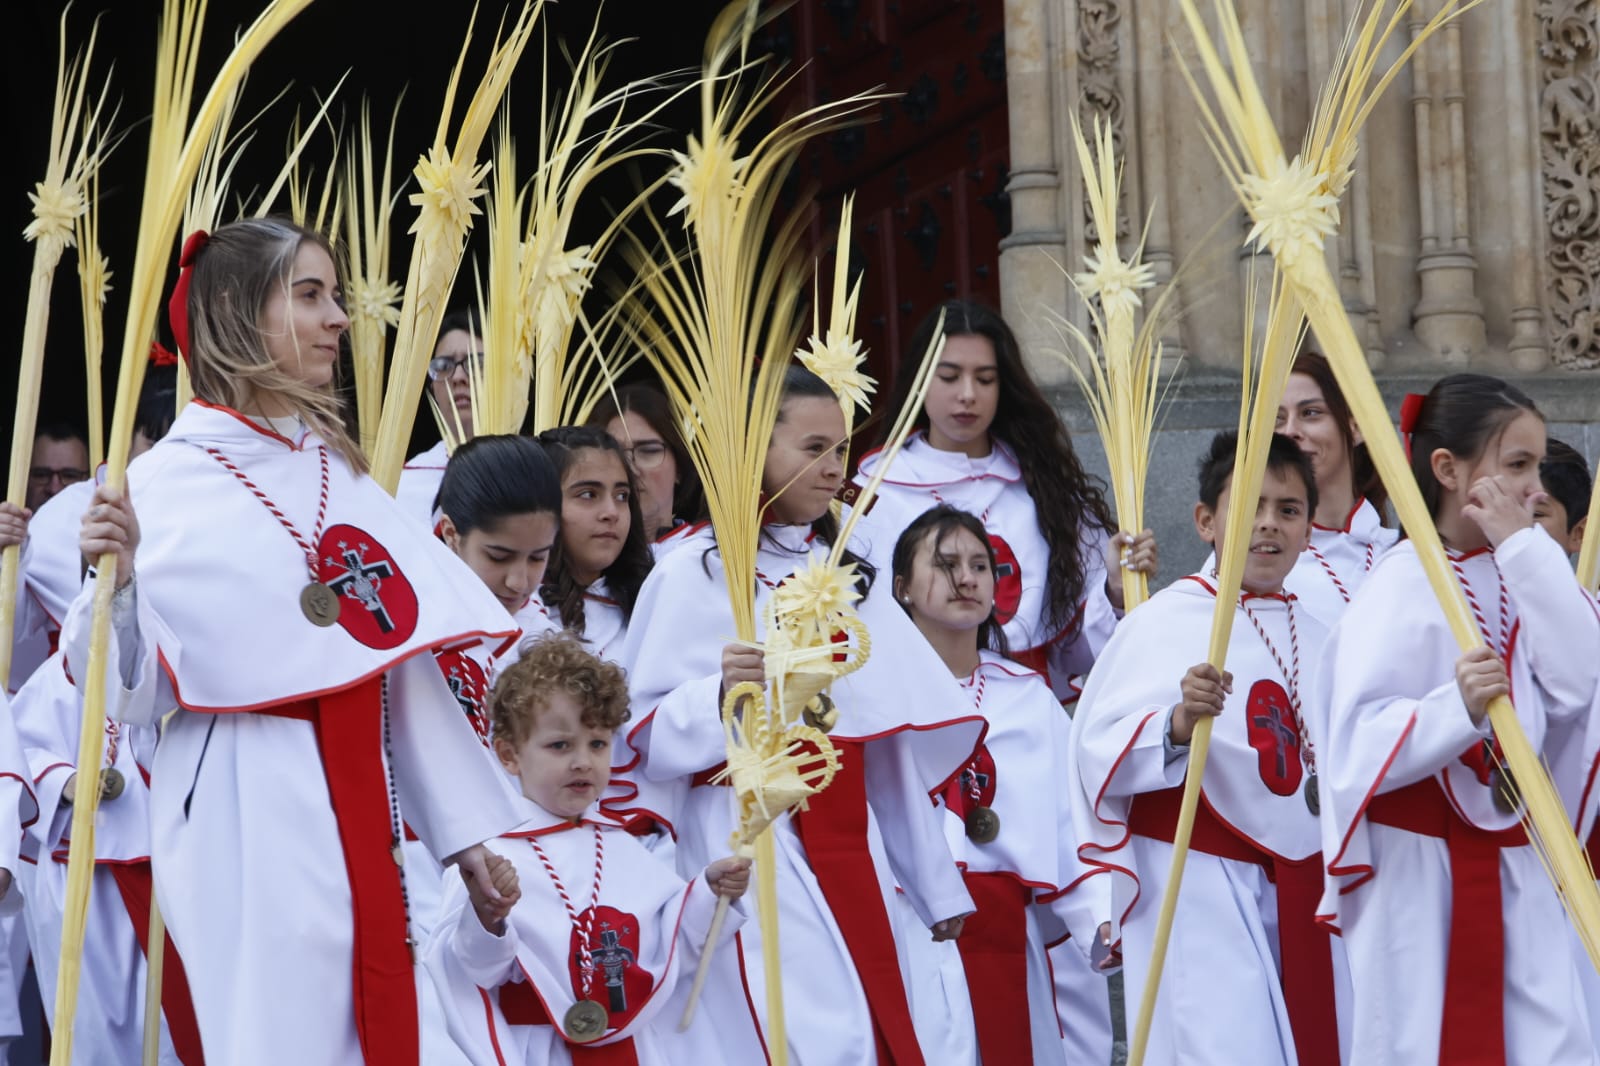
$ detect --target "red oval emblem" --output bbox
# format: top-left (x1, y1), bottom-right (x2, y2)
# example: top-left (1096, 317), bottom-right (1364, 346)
top-left (435, 646), bottom-right (490, 745)
top-left (988, 533), bottom-right (1022, 626)
top-left (943, 742), bottom-right (998, 817)
top-left (314, 524), bottom-right (419, 650)
top-left (1245, 679), bottom-right (1303, 796)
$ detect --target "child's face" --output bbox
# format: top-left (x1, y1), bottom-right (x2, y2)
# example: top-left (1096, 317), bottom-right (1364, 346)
top-left (895, 525), bottom-right (995, 639)
top-left (442, 511), bottom-right (559, 614)
top-left (762, 395), bottom-right (848, 525)
top-left (1195, 465), bottom-right (1313, 596)
top-left (1532, 495), bottom-right (1587, 554)
top-left (494, 691), bottom-right (613, 822)
top-left (1437, 410), bottom-right (1547, 511)
top-left (560, 447), bottom-right (633, 586)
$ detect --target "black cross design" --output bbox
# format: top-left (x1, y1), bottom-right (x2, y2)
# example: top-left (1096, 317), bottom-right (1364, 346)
top-left (959, 767), bottom-right (992, 794)
top-left (593, 926), bottom-right (636, 1013)
top-left (1253, 703), bottom-right (1298, 779)
top-left (324, 542), bottom-right (397, 632)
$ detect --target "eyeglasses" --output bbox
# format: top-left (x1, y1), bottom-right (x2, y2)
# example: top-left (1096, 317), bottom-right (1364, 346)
top-left (427, 351), bottom-right (484, 381)
top-left (622, 441), bottom-right (670, 472)
top-left (29, 466), bottom-right (89, 486)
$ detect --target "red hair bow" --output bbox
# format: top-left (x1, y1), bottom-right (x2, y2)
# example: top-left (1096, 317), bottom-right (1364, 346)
top-left (1399, 392), bottom-right (1427, 459)
top-left (166, 229), bottom-right (211, 362)
top-left (148, 341), bottom-right (179, 368)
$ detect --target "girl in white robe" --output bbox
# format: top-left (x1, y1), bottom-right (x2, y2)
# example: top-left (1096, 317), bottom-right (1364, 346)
top-left (535, 428), bottom-right (667, 840)
top-left (66, 219), bottom-right (523, 1066)
top-left (889, 504), bottom-right (1113, 1066)
top-left (1312, 374), bottom-right (1600, 1066)
top-left (616, 366), bottom-right (986, 1065)
top-left (1071, 433), bottom-right (1345, 1066)
top-left (1274, 351), bottom-right (1398, 628)
top-left (14, 652), bottom-right (194, 1064)
top-left (427, 631), bottom-right (764, 1066)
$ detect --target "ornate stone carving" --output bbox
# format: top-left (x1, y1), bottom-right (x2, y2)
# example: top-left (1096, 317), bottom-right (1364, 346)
top-left (1076, 0), bottom-right (1129, 241)
top-left (1539, 0), bottom-right (1600, 368)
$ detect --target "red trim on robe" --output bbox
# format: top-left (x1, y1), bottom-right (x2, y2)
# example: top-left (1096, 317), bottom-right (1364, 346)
top-left (1366, 777), bottom-right (1526, 1066)
top-left (791, 739), bottom-right (925, 1066)
top-left (109, 861), bottom-right (206, 1065)
top-left (1129, 787), bottom-right (1339, 1066)
top-left (265, 680), bottom-right (419, 1066)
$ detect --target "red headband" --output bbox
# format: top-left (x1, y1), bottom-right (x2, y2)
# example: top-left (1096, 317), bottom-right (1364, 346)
top-left (166, 229), bottom-right (211, 361)
top-left (1399, 392), bottom-right (1427, 460)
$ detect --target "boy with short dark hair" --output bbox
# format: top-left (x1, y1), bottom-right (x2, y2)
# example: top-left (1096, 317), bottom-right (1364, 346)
top-left (425, 632), bottom-right (760, 1065)
top-left (1535, 437), bottom-right (1591, 555)
top-left (1067, 431), bottom-right (1342, 1066)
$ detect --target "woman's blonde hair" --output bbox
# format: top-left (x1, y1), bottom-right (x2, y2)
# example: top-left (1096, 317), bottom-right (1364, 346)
top-left (183, 217), bottom-right (366, 472)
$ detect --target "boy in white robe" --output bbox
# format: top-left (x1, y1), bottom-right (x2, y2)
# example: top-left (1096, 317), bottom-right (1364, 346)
top-left (426, 632), bottom-right (763, 1065)
top-left (1070, 432), bottom-right (1343, 1066)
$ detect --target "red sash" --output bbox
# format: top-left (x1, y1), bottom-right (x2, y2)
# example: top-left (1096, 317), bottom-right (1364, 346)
top-left (1366, 776), bottom-right (1526, 1066)
top-left (954, 871), bottom-right (1035, 1065)
top-left (1129, 787), bottom-right (1339, 1066)
top-left (266, 679), bottom-right (417, 1066)
top-left (108, 861), bottom-right (206, 1065)
top-left (791, 740), bottom-right (926, 1065)
top-left (498, 980), bottom-right (641, 1065)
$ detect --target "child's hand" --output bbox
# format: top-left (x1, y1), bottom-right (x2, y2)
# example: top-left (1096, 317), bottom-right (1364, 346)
top-left (1462, 475), bottom-right (1536, 549)
top-left (930, 915), bottom-right (965, 942)
top-left (464, 851), bottom-right (520, 934)
top-left (0, 502), bottom-right (31, 550)
top-left (1455, 646), bottom-right (1509, 725)
top-left (79, 484), bottom-right (140, 589)
top-left (720, 643), bottom-right (764, 700)
top-left (705, 856), bottom-right (752, 901)
top-left (1105, 529), bottom-right (1159, 609)
top-left (1171, 663), bottom-right (1232, 745)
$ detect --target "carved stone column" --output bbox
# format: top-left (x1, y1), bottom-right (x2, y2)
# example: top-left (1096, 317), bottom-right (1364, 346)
top-left (1502, 0), bottom-right (1550, 371)
top-left (1538, 0), bottom-right (1600, 369)
top-left (1131, 0), bottom-right (1187, 365)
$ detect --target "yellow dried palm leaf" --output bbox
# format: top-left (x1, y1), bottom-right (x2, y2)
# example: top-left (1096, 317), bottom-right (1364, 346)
top-left (342, 96), bottom-right (405, 452)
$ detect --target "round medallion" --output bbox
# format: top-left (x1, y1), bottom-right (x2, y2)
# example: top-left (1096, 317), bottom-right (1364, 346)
top-left (802, 693), bottom-right (838, 733)
top-left (99, 767), bottom-right (126, 802)
top-left (300, 581), bottom-right (342, 627)
top-left (1303, 774), bottom-right (1320, 817)
top-left (1492, 766), bottom-right (1519, 815)
top-left (964, 805), bottom-right (1001, 844)
top-left (563, 998), bottom-right (609, 1043)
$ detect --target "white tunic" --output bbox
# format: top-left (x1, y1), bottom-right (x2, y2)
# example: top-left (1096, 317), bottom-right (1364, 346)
top-left (616, 522), bottom-right (984, 1065)
top-left (1311, 529), bottom-right (1600, 1066)
top-left (847, 434), bottom-right (1117, 693)
top-left (425, 801), bottom-right (764, 1066)
top-left (12, 652), bottom-right (186, 1064)
top-left (395, 439), bottom-right (449, 529)
top-left (939, 652), bottom-right (1112, 1066)
top-left (60, 401), bottom-right (523, 1066)
top-left (1071, 575), bottom-right (1338, 1066)
top-left (1283, 499), bottom-right (1398, 630)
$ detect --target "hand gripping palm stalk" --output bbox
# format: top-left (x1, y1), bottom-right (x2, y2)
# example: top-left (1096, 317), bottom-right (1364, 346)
top-left (1130, 2), bottom-right (1600, 1062)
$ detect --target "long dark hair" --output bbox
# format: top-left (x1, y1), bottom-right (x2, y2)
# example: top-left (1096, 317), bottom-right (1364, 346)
top-left (1408, 373), bottom-right (1541, 524)
top-left (435, 434), bottom-right (561, 534)
top-left (1290, 350), bottom-right (1388, 520)
top-left (885, 299), bottom-right (1112, 634)
top-left (586, 382), bottom-right (705, 533)
top-left (536, 426), bottom-right (654, 632)
top-left (892, 504), bottom-right (1009, 655)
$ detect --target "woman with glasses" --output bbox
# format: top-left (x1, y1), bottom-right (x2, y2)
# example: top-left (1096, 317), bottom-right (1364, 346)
top-left (395, 310), bottom-right (484, 527)
top-left (589, 383), bottom-right (703, 543)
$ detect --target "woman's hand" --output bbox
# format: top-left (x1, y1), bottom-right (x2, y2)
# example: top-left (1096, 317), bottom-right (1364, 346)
top-left (1105, 529), bottom-right (1158, 610)
top-left (80, 484), bottom-right (140, 589)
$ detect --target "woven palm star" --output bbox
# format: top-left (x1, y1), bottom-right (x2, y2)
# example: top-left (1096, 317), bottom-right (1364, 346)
top-left (1241, 155), bottom-right (1340, 267)
top-left (666, 133), bottom-right (748, 224)
top-left (771, 560), bottom-right (862, 648)
top-left (409, 148), bottom-right (490, 246)
top-left (798, 330), bottom-right (875, 415)
top-left (1075, 244), bottom-right (1157, 319)
top-left (25, 179), bottom-right (84, 261)
top-left (348, 278), bottom-right (403, 327)
top-left (532, 243), bottom-right (597, 341)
